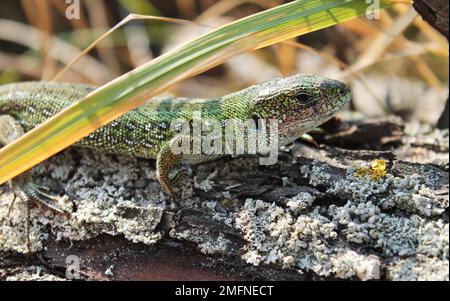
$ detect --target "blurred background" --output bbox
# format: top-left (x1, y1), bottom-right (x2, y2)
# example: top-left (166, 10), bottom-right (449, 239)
top-left (0, 0), bottom-right (448, 127)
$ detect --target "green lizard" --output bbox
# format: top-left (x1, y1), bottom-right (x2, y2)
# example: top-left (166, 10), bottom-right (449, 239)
top-left (0, 74), bottom-right (350, 248)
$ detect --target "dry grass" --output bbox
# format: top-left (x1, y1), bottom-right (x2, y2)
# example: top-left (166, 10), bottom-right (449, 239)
top-left (0, 0), bottom-right (448, 122)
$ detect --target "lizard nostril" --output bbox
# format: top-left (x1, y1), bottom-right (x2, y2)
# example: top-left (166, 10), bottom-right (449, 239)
top-left (337, 82), bottom-right (350, 96)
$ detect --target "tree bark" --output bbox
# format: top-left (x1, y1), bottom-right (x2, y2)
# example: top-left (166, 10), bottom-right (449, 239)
top-left (1, 116), bottom-right (448, 281)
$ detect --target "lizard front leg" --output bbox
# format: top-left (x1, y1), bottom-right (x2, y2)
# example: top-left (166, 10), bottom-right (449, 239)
top-left (156, 135), bottom-right (222, 197)
top-left (0, 115), bottom-right (69, 252)
top-left (156, 138), bottom-right (183, 197)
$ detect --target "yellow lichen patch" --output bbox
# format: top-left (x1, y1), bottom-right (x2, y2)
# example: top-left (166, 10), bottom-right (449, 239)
top-left (355, 167), bottom-right (371, 178)
top-left (355, 159), bottom-right (387, 181)
top-left (370, 159), bottom-right (387, 180)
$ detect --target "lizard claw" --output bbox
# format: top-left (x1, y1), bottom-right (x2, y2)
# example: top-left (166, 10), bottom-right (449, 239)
top-left (6, 193), bottom-right (17, 219)
top-left (301, 133), bottom-right (321, 148)
top-left (7, 174), bottom-right (72, 252)
top-left (13, 181), bottom-right (71, 216)
top-left (30, 187), bottom-right (71, 216)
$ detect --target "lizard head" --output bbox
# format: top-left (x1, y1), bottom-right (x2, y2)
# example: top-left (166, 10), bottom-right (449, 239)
top-left (251, 73), bottom-right (351, 145)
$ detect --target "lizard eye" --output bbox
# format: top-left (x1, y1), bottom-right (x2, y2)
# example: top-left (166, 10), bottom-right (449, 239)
top-left (294, 93), bottom-right (313, 104)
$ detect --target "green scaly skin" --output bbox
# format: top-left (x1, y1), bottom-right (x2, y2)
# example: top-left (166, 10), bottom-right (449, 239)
top-left (0, 73), bottom-right (350, 200)
top-left (0, 73), bottom-right (351, 251)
